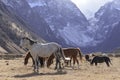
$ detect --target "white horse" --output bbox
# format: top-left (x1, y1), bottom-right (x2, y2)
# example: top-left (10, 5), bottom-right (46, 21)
top-left (20, 37), bottom-right (69, 72)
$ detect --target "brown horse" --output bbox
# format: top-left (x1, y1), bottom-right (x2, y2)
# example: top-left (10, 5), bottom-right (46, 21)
top-left (47, 48), bottom-right (83, 69)
top-left (24, 51), bottom-right (45, 67)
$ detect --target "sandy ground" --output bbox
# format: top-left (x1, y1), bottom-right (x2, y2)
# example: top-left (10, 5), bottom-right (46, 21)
top-left (0, 56), bottom-right (120, 80)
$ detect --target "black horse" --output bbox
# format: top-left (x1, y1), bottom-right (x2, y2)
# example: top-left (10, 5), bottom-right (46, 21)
top-left (90, 56), bottom-right (112, 67)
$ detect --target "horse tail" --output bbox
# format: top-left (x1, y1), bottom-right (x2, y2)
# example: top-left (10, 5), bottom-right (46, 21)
top-left (59, 47), bottom-right (66, 61)
top-left (77, 48), bottom-right (83, 62)
top-left (59, 48), bottom-right (70, 61)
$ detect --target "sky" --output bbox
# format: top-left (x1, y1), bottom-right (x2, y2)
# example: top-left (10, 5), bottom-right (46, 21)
top-left (71, 0), bottom-right (113, 19)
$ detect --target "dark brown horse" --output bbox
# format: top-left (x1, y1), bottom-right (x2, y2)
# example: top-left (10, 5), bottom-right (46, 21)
top-left (47, 48), bottom-right (83, 69)
top-left (24, 51), bottom-right (45, 67)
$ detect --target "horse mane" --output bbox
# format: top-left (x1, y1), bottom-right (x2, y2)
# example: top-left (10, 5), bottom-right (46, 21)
top-left (22, 37), bottom-right (37, 45)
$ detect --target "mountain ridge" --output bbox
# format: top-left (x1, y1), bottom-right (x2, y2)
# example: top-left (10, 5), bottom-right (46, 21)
top-left (1, 0), bottom-right (120, 53)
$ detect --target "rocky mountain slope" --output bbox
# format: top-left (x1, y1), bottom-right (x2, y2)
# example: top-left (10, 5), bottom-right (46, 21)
top-left (1, 0), bottom-right (120, 53)
top-left (2, 0), bottom-right (91, 47)
top-left (91, 0), bottom-right (120, 52)
top-left (0, 1), bottom-right (44, 54)
top-left (27, 0), bottom-right (91, 47)
top-left (1, 0), bottom-right (62, 45)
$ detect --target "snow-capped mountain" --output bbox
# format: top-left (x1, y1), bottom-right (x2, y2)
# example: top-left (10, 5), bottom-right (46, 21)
top-left (95, 0), bottom-right (120, 37)
top-left (1, 0), bottom-right (60, 43)
top-left (2, 0), bottom-right (94, 47)
top-left (26, 0), bottom-right (95, 47)
top-left (1, 0), bottom-right (120, 52)
top-left (90, 0), bottom-right (120, 52)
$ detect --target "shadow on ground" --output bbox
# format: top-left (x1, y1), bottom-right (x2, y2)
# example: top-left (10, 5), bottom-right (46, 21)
top-left (14, 71), bottom-right (67, 78)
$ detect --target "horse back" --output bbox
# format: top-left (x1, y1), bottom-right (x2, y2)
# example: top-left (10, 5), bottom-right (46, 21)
top-left (63, 48), bottom-right (78, 56)
top-left (30, 42), bottom-right (60, 57)
top-left (92, 56), bottom-right (110, 63)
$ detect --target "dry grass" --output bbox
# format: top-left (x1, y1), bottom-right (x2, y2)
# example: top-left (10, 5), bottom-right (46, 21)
top-left (0, 56), bottom-right (120, 80)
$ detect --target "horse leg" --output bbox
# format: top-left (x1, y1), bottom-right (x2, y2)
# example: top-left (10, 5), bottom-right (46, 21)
top-left (95, 62), bottom-right (97, 66)
top-left (39, 57), bottom-right (44, 68)
top-left (90, 61), bottom-right (93, 66)
top-left (105, 61), bottom-right (110, 67)
top-left (75, 57), bottom-right (79, 69)
top-left (32, 57), bottom-right (35, 66)
top-left (58, 58), bottom-right (62, 69)
top-left (64, 60), bottom-right (69, 67)
top-left (69, 57), bottom-right (72, 67)
top-left (55, 57), bottom-right (62, 71)
top-left (33, 56), bottom-right (39, 72)
top-left (72, 58), bottom-right (75, 69)
top-left (54, 52), bottom-right (61, 70)
top-left (36, 57), bottom-right (39, 72)
top-left (54, 58), bottom-right (58, 70)
top-left (33, 59), bottom-right (37, 72)
top-left (70, 59), bottom-right (72, 67)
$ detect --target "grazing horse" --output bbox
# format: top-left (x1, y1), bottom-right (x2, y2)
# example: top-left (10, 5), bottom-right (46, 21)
top-left (91, 56), bottom-right (112, 67)
top-left (85, 54), bottom-right (92, 62)
top-left (20, 37), bottom-right (70, 72)
top-left (47, 48), bottom-right (83, 69)
top-left (24, 51), bottom-right (45, 67)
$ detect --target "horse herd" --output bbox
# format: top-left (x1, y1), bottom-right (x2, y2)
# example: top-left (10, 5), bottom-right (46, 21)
top-left (20, 37), bottom-right (112, 73)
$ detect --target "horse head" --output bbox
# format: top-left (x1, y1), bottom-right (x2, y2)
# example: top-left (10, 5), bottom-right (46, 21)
top-left (20, 37), bottom-right (37, 50)
top-left (47, 54), bottom-right (54, 68)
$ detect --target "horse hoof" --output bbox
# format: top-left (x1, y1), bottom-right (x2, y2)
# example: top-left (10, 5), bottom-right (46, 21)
top-left (54, 67), bottom-right (57, 70)
top-left (33, 70), bottom-right (36, 72)
top-left (37, 70), bottom-right (39, 73)
top-left (72, 66), bottom-right (75, 69)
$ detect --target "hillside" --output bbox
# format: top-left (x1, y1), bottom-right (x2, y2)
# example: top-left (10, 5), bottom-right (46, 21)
top-left (0, 1), bottom-right (44, 54)
top-left (1, 0), bottom-right (120, 53)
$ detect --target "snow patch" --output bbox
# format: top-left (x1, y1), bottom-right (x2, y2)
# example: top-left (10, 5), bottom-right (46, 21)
top-left (58, 26), bottom-right (95, 47)
top-left (28, 1), bottom-right (46, 8)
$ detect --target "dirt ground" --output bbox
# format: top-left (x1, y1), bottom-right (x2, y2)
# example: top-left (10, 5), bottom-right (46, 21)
top-left (0, 56), bottom-right (120, 80)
